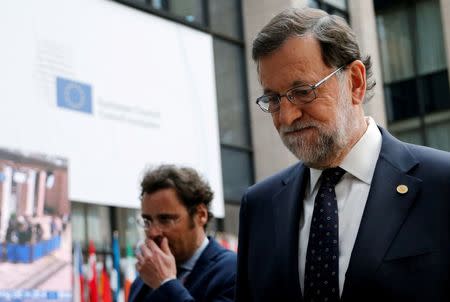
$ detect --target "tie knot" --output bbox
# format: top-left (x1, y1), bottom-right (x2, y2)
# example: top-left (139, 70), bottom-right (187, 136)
top-left (321, 167), bottom-right (346, 186)
top-left (177, 266), bottom-right (189, 279)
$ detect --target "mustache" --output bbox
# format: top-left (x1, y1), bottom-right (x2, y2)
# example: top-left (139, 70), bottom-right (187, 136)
top-left (279, 121), bottom-right (320, 134)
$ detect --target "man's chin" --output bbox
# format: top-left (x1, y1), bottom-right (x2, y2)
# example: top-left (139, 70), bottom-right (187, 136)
top-left (283, 140), bottom-right (330, 165)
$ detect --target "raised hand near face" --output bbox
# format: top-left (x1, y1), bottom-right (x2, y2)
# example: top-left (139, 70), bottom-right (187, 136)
top-left (135, 237), bottom-right (177, 289)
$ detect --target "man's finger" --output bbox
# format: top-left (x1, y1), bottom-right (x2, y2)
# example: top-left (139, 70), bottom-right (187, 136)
top-left (160, 237), bottom-right (171, 255)
top-left (136, 253), bottom-right (144, 264)
top-left (147, 239), bottom-right (162, 254)
top-left (140, 242), bottom-right (152, 258)
top-left (135, 261), bottom-right (141, 272)
top-left (135, 239), bottom-right (145, 258)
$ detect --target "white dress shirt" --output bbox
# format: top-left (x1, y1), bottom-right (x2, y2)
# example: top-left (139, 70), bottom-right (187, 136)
top-left (299, 117), bottom-right (382, 296)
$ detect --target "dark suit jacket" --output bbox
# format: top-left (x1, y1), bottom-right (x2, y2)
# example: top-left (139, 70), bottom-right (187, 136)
top-left (128, 237), bottom-right (236, 302)
top-left (236, 128), bottom-right (450, 302)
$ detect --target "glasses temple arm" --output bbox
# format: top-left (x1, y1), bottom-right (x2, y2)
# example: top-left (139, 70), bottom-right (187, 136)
top-left (312, 65), bottom-right (345, 89)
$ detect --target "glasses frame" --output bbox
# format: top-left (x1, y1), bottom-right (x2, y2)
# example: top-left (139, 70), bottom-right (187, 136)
top-left (137, 214), bottom-right (181, 231)
top-left (256, 65), bottom-right (345, 113)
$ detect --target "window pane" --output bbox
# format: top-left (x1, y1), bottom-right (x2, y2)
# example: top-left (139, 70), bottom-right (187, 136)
top-left (377, 0), bottom-right (447, 83)
top-left (308, 0), bottom-right (320, 8)
top-left (86, 204), bottom-right (111, 251)
top-left (168, 0), bottom-right (204, 24)
top-left (422, 70), bottom-right (450, 114)
top-left (323, 0), bottom-right (347, 11)
top-left (224, 202), bottom-right (240, 236)
top-left (384, 79), bottom-right (420, 122)
top-left (221, 147), bottom-right (253, 202)
top-left (376, 6), bottom-right (415, 83)
top-left (415, 0), bottom-right (447, 75)
top-left (214, 38), bottom-right (251, 148)
top-left (71, 202), bottom-right (86, 246)
top-left (150, 0), bottom-right (168, 10)
top-left (425, 117), bottom-right (450, 151)
top-left (209, 0), bottom-right (242, 39)
top-left (115, 207), bottom-right (144, 251)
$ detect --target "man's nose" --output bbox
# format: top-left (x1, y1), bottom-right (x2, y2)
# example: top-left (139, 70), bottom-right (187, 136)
top-left (277, 96), bottom-right (303, 126)
top-left (146, 224), bottom-right (163, 239)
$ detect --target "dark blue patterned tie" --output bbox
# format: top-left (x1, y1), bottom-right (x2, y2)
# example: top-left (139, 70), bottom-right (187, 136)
top-left (177, 266), bottom-right (190, 284)
top-left (304, 167), bottom-right (346, 302)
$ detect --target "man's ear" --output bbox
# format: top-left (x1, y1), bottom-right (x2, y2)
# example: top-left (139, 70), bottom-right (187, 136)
top-left (348, 60), bottom-right (366, 105)
top-left (195, 204), bottom-right (208, 226)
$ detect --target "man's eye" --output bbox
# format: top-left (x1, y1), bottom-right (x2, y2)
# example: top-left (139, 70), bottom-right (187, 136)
top-left (291, 88), bottom-right (312, 97)
top-left (158, 217), bottom-right (173, 225)
top-left (266, 95), bottom-right (279, 104)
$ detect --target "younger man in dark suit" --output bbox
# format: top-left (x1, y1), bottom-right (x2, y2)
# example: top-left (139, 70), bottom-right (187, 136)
top-left (129, 165), bottom-right (236, 302)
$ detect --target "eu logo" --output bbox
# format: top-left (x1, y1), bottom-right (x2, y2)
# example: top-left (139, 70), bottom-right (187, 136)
top-left (57, 77), bottom-right (93, 114)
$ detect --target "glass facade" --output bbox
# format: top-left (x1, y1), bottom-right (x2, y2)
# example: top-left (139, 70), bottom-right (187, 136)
top-left (308, 0), bottom-right (349, 20)
top-left (131, 0), bottom-right (205, 24)
top-left (376, 0), bottom-right (450, 149)
top-left (214, 39), bottom-right (250, 148)
top-left (209, 0), bottom-right (242, 39)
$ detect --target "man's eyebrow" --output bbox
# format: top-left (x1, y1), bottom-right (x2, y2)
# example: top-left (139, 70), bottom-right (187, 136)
top-left (262, 80), bottom-right (309, 94)
top-left (263, 88), bottom-right (276, 94)
top-left (142, 213), bottom-right (178, 219)
top-left (292, 80), bottom-right (308, 86)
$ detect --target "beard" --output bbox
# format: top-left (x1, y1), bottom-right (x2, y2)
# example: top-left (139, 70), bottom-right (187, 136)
top-left (278, 81), bottom-right (353, 168)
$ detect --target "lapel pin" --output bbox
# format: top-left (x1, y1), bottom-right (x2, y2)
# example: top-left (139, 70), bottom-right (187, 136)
top-left (396, 184), bottom-right (408, 194)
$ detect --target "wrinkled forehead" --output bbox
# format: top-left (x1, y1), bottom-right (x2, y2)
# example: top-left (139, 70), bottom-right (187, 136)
top-left (141, 189), bottom-right (187, 213)
top-left (257, 36), bottom-right (327, 91)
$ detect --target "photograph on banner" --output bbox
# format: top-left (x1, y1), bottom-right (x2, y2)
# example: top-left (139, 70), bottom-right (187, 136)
top-left (0, 148), bottom-right (71, 302)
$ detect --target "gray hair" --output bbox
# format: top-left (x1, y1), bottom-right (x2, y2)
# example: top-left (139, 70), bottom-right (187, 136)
top-left (252, 7), bottom-right (375, 102)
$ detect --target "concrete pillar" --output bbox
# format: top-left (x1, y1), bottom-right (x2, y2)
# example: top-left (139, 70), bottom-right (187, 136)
top-left (0, 166), bottom-right (12, 241)
top-left (440, 0), bottom-right (450, 86)
top-left (36, 170), bottom-right (47, 216)
top-left (243, 0), bottom-right (308, 181)
top-left (25, 170), bottom-right (36, 216)
top-left (348, 0), bottom-right (387, 128)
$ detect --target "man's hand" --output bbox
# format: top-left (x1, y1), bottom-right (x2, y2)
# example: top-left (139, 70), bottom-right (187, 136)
top-left (135, 237), bottom-right (177, 289)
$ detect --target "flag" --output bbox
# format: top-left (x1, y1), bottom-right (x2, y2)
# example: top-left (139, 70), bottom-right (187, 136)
top-left (111, 231), bottom-right (121, 302)
top-left (73, 242), bottom-right (85, 302)
top-left (88, 240), bottom-right (98, 302)
top-left (123, 245), bottom-right (135, 302)
top-left (56, 77), bottom-right (93, 114)
top-left (100, 258), bottom-right (113, 302)
top-left (98, 261), bottom-right (104, 300)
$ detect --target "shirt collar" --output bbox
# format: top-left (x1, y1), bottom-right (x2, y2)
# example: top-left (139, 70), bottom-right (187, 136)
top-left (178, 236), bottom-right (209, 272)
top-left (308, 116), bottom-right (382, 193)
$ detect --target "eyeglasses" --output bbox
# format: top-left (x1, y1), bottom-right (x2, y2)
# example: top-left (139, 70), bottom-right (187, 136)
top-left (137, 214), bottom-right (181, 230)
top-left (256, 65), bottom-right (345, 113)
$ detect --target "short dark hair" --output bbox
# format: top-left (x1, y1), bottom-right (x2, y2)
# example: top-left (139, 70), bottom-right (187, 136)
top-left (252, 7), bottom-right (375, 102)
top-left (140, 165), bottom-right (214, 227)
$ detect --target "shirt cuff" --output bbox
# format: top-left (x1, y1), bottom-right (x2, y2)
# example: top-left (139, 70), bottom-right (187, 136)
top-left (160, 276), bottom-right (176, 286)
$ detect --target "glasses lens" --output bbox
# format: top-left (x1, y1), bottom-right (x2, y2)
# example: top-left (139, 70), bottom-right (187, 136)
top-left (257, 95), bottom-right (279, 113)
top-left (137, 216), bottom-right (149, 229)
top-left (288, 86), bottom-right (315, 104)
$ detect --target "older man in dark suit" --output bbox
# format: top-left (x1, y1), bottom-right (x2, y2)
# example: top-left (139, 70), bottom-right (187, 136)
top-left (236, 7), bottom-right (450, 302)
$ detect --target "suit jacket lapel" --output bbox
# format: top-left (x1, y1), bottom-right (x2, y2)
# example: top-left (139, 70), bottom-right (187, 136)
top-left (129, 278), bottom-right (150, 302)
top-left (183, 237), bottom-right (219, 290)
top-left (342, 128), bottom-right (422, 298)
top-left (272, 163), bottom-right (309, 299)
